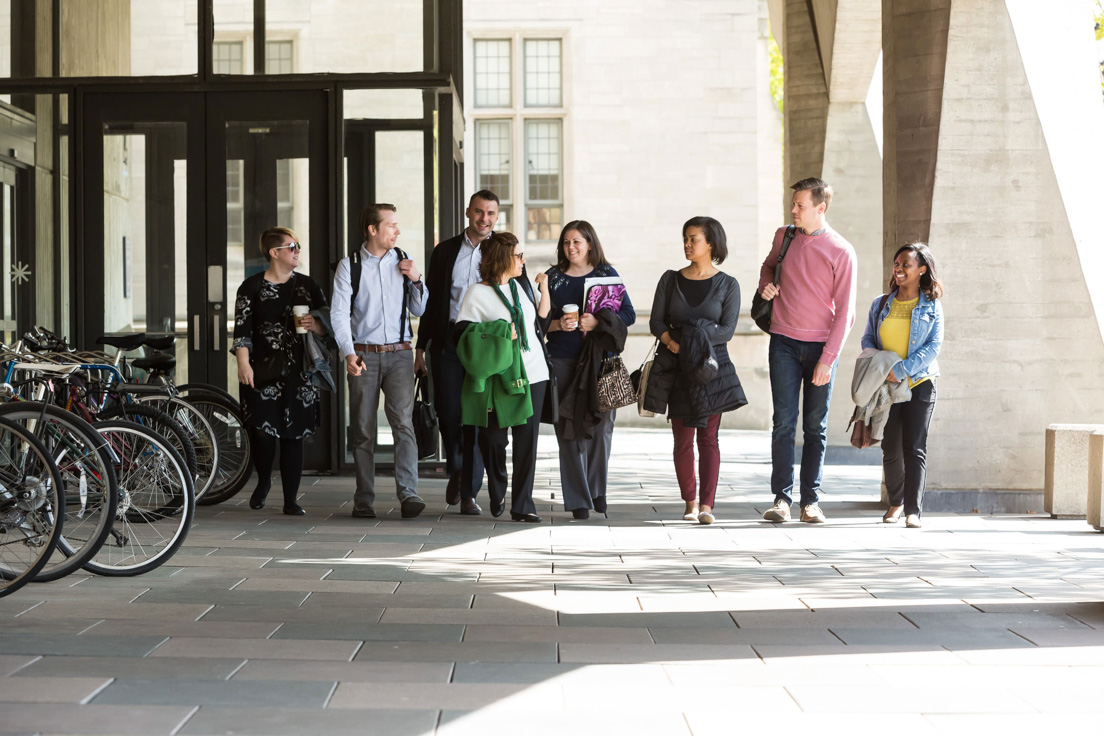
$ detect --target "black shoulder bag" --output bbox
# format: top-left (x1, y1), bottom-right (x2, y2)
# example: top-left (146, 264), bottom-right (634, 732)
top-left (750, 226), bottom-right (796, 334)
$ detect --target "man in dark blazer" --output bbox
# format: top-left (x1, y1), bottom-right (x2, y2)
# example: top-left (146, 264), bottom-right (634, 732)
top-left (415, 190), bottom-right (501, 512)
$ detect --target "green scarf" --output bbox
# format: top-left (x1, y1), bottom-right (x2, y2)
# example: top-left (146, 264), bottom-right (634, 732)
top-left (492, 279), bottom-right (530, 352)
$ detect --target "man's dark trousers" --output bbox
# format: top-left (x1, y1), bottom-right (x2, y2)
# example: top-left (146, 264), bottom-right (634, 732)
top-left (432, 337), bottom-right (484, 496)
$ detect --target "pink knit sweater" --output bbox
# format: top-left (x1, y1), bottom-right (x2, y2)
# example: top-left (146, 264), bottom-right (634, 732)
top-left (757, 225), bottom-right (857, 366)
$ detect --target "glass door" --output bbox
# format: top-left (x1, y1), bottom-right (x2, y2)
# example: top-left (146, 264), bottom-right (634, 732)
top-left (82, 94), bottom-right (204, 382)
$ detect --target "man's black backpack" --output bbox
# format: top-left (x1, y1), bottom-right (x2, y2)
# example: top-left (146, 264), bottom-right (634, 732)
top-left (750, 226), bottom-right (796, 334)
top-left (331, 247), bottom-right (413, 340)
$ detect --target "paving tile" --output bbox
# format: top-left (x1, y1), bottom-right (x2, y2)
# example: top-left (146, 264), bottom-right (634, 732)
top-left (559, 642), bottom-right (757, 664)
top-left (198, 605), bottom-right (385, 624)
top-left (450, 662), bottom-right (669, 685)
top-left (272, 622), bottom-right (464, 642)
top-left (0, 703), bottom-right (193, 735)
top-left (91, 678), bottom-right (334, 708)
top-left (436, 709), bottom-right (692, 736)
top-left (15, 601), bottom-right (213, 622)
top-left (0, 633), bottom-right (168, 658)
top-left (231, 659), bottom-right (452, 683)
top-left (0, 654), bottom-right (37, 676)
top-left (178, 706), bottom-right (438, 736)
top-left (328, 681), bottom-right (554, 710)
top-left (353, 641), bottom-right (557, 663)
top-left (150, 637), bottom-right (359, 661)
top-left (787, 685), bottom-right (1035, 714)
top-left (687, 712), bottom-right (938, 736)
top-left (377, 607), bottom-right (557, 626)
top-left (828, 627), bottom-right (1034, 648)
top-left (648, 626), bottom-right (840, 645)
top-left (557, 611), bottom-right (738, 628)
top-left (13, 655), bottom-right (245, 680)
top-left (0, 676), bottom-right (112, 703)
top-left (81, 619), bottom-right (283, 639)
top-left (232, 578), bottom-right (399, 594)
top-left (463, 624), bottom-right (653, 644)
top-left (300, 592), bottom-right (474, 609)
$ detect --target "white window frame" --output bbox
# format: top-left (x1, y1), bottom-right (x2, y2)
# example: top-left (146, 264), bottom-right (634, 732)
top-left (467, 29), bottom-right (570, 252)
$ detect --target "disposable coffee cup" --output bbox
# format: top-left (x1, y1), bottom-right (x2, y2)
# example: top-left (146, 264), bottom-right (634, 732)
top-left (562, 304), bottom-right (580, 330)
top-left (293, 305), bottom-right (310, 334)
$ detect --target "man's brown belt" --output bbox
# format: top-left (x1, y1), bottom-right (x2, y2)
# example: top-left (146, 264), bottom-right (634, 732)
top-left (354, 342), bottom-right (412, 353)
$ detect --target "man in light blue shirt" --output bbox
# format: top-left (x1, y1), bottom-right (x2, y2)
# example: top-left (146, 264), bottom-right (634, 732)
top-left (332, 203), bottom-right (429, 519)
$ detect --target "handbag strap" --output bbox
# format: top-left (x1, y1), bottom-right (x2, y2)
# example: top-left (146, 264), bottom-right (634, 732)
top-left (874, 292), bottom-right (892, 350)
top-left (770, 226), bottom-right (797, 287)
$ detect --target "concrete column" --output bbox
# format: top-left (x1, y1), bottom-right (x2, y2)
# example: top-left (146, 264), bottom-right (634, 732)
top-left (776, 0), bottom-right (883, 450)
top-left (918, 1), bottom-right (1104, 502)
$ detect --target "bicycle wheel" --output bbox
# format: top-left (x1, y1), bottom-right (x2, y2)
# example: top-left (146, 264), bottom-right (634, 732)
top-left (176, 383), bottom-right (238, 406)
top-left (184, 391), bottom-right (253, 506)
top-left (134, 396), bottom-right (218, 502)
top-left (85, 421), bottom-right (193, 577)
top-left (0, 403), bottom-right (118, 583)
top-left (97, 402), bottom-right (199, 481)
top-left (0, 417), bottom-right (64, 598)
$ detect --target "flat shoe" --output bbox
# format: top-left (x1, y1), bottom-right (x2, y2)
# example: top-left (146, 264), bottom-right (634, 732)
top-left (510, 512), bottom-right (542, 523)
top-left (682, 511), bottom-right (699, 521)
top-left (593, 496), bottom-right (607, 513)
top-left (460, 500), bottom-right (482, 516)
top-left (698, 511), bottom-right (715, 525)
top-left (572, 508), bottom-right (590, 520)
top-left (445, 472), bottom-right (461, 506)
top-left (883, 506), bottom-right (903, 524)
top-left (905, 514), bottom-right (922, 528)
top-left (282, 504), bottom-right (305, 516)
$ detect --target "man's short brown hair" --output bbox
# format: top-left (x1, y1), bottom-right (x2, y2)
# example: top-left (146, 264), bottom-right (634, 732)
top-left (358, 203), bottom-right (397, 240)
top-left (790, 178), bottom-right (833, 210)
top-left (479, 231), bottom-right (519, 284)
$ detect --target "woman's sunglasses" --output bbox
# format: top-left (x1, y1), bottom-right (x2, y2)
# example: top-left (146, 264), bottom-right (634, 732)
top-left (273, 242), bottom-right (302, 252)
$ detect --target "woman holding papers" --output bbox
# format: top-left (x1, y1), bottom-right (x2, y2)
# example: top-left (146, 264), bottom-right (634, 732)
top-left (544, 221), bottom-right (636, 519)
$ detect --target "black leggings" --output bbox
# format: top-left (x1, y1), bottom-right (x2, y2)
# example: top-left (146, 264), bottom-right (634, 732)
top-left (251, 431), bottom-right (305, 505)
top-left (882, 380), bottom-right (937, 516)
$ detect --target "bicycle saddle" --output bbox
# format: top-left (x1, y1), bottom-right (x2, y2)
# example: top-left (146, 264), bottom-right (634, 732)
top-left (97, 333), bottom-right (147, 351)
top-left (132, 353), bottom-right (177, 372)
top-left (144, 335), bottom-right (177, 351)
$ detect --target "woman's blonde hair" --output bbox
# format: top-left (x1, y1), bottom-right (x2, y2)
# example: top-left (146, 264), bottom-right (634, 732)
top-left (259, 227), bottom-right (298, 262)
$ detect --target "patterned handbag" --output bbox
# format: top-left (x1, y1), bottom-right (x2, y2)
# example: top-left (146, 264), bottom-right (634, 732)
top-left (597, 355), bottom-right (637, 412)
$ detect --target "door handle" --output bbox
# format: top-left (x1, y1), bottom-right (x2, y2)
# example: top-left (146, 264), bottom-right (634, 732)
top-left (193, 315), bottom-right (200, 351)
top-left (212, 314), bottom-right (221, 352)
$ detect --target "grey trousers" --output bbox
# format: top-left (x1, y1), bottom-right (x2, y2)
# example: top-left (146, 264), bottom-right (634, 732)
top-left (551, 358), bottom-right (616, 511)
top-left (348, 349), bottom-right (419, 507)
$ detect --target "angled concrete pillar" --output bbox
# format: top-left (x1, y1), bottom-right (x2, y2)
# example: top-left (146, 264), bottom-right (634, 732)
top-left (779, 0), bottom-right (883, 450)
top-left (885, 0), bottom-right (1104, 505)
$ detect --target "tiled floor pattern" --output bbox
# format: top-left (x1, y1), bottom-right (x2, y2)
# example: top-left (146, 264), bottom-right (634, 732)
top-left (1, 429), bottom-right (1102, 735)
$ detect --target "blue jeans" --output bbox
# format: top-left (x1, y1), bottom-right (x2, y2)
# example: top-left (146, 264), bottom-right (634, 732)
top-left (768, 334), bottom-right (836, 506)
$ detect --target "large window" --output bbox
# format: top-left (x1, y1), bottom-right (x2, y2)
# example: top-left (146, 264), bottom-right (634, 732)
top-left (470, 35), bottom-right (565, 243)
top-left (213, 41), bottom-right (244, 75)
top-left (266, 40), bottom-right (294, 74)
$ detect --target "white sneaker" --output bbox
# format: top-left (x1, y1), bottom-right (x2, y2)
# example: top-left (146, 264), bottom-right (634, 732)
top-left (763, 498), bottom-right (791, 522)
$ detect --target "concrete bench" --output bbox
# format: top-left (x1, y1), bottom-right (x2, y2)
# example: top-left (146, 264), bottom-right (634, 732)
top-left (1088, 431), bottom-right (1104, 532)
top-left (1044, 424), bottom-right (1104, 519)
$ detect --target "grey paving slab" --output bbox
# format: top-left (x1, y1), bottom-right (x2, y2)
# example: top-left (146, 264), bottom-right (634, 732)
top-left (436, 709), bottom-right (693, 736)
top-left (828, 627), bottom-right (1035, 648)
top-left (299, 591), bottom-right (474, 609)
top-left (134, 588), bottom-right (310, 607)
top-left (0, 633), bottom-right (168, 658)
top-left (231, 659), bottom-right (452, 683)
top-left (0, 703), bottom-right (193, 735)
top-left (197, 604), bottom-right (385, 624)
top-left (353, 641), bottom-right (558, 663)
top-left (14, 601), bottom-right (213, 621)
top-left (556, 611), bottom-right (739, 628)
top-left (328, 681), bottom-right (542, 710)
top-left (272, 622), bottom-right (465, 642)
top-left (559, 642), bottom-right (758, 664)
top-left (82, 619), bottom-right (283, 639)
top-left (13, 655), bottom-right (246, 680)
top-left (0, 676), bottom-right (112, 703)
top-left (648, 626), bottom-right (841, 645)
top-left (150, 637), bottom-right (360, 661)
top-left (178, 706), bottom-right (438, 736)
top-left (451, 661), bottom-right (669, 685)
top-left (463, 624), bottom-right (653, 644)
top-left (91, 678), bottom-right (334, 708)
top-left (377, 607), bottom-right (557, 626)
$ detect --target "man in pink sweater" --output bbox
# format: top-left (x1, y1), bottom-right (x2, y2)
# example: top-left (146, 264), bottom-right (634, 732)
top-left (757, 178), bottom-right (857, 523)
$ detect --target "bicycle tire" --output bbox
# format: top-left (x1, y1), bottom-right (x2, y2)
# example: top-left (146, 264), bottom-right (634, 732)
top-left (176, 383), bottom-right (239, 406)
top-left (0, 403), bottom-right (119, 583)
top-left (183, 391), bottom-right (253, 506)
top-left (134, 396), bottom-right (219, 502)
top-left (97, 403), bottom-right (199, 481)
top-left (0, 417), bottom-right (65, 598)
top-left (85, 421), bottom-right (194, 576)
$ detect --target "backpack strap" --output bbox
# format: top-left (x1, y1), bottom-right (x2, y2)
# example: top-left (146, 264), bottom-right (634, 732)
top-left (394, 247), bottom-right (411, 342)
top-left (348, 250), bottom-right (362, 323)
top-left (770, 225), bottom-right (797, 287)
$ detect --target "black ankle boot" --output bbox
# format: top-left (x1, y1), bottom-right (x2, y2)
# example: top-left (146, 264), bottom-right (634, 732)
top-left (249, 481), bottom-right (271, 510)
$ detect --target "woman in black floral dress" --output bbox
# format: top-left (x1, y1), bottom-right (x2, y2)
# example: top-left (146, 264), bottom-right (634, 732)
top-left (232, 227), bottom-right (328, 515)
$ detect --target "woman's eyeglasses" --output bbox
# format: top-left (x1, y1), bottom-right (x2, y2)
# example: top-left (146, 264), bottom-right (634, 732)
top-left (513, 252), bottom-right (525, 260)
top-left (274, 242), bottom-right (302, 252)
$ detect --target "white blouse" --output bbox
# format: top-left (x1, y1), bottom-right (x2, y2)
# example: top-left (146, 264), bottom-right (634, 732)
top-left (456, 281), bottom-right (549, 384)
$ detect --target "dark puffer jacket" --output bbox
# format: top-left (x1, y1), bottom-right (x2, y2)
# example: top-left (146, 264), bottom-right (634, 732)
top-left (643, 270), bottom-right (748, 427)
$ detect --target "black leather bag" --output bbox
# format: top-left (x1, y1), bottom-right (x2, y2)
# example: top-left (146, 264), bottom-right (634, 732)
top-left (750, 226), bottom-right (796, 334)
top-left (253, 353), bottom-right (290, 386)
top-left (412, 374), bottom-right (439, 460)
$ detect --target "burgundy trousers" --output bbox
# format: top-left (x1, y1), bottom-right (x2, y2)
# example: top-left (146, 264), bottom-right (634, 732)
top-left (671, 414), bottom-right (721, 507)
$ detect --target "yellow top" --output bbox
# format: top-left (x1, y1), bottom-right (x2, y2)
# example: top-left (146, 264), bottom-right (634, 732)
top-left (879, 296), bottom-right (929, 389)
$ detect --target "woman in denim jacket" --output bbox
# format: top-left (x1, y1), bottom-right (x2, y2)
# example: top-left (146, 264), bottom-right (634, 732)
top-left (860, 242), bottom-right (944, 528)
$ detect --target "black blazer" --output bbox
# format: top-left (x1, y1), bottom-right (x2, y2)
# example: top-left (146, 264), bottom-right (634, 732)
top-left (416, 231), bottom-right (467, 352)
